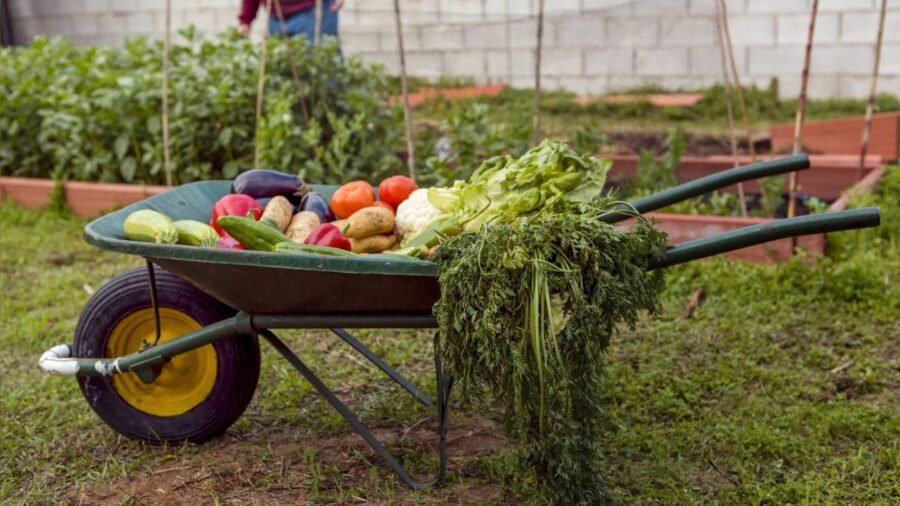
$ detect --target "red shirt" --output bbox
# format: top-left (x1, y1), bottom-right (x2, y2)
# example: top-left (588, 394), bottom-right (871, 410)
top-left (239, 0), bottom-right (316, 25)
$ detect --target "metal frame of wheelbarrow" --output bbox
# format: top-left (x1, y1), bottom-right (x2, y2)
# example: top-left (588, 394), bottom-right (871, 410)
top-left (38, 154), bottom-right (881, 490)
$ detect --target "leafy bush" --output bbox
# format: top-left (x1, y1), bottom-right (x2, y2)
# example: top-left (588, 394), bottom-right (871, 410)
top-left (0, 29), bottom-right (406, 185)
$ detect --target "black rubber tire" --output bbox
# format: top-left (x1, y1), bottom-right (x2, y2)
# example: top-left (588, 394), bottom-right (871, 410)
top-left (75, 266), bottom-right (260, 443)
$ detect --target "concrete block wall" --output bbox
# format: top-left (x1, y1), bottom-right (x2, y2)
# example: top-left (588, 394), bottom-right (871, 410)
top-left (7, 0), bottom-right (900, 99)
top-left (342, 0), bottom-right (900, 98)
top-left (7, 0), bottom-right (267, 47)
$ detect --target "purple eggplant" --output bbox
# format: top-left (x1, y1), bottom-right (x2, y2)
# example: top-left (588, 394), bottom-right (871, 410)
top-left (300, 192), bottom-right (334, 223)
top-left (232, 169), bottom-right (307, 203)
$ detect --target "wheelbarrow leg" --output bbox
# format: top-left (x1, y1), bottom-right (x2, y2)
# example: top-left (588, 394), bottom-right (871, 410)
top-left (330, 328), bottom-right (435, 408)
top-left (259, 329), bottom-right (452, 489)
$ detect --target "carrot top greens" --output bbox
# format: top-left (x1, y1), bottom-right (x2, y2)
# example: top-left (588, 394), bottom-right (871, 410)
top-left (434, 210), bottom-right (667, 504)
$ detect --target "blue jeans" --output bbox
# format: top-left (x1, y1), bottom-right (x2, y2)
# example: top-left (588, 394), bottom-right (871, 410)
top-left (268, 0), bottom-right (339, 44)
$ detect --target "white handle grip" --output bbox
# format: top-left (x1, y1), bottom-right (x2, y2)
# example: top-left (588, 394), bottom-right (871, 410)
top-left (39, 344), bottom-right (78, 376)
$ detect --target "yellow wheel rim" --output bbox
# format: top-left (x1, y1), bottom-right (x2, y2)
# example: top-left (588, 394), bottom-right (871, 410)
top-left (107, 308), bottom-right (217, 417)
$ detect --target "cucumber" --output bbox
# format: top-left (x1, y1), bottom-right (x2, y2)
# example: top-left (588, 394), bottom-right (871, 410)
top-left (174, 220), bottom-right (219, 247)
top-left (216, 216), bottom-right (290, 251)
top-left (274, 241), bottom-right (358, 257)
top-left (124, 209), bottom-right (178, 244)
top-left (259, 217), bottom-right (282, 230)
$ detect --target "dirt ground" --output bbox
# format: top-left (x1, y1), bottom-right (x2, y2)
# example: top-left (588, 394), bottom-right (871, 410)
top-left (73, 418), bottom-right (509, 505)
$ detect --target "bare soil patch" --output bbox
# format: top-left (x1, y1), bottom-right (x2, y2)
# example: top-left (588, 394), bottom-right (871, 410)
top-left (74, 416), bottom-right (509, 505)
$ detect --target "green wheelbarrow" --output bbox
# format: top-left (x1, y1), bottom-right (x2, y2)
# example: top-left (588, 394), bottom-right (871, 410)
top-left (38, 154), bottom-right (880, 489)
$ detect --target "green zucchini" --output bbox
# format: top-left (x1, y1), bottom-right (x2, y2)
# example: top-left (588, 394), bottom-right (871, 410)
top-left (274, 241), bottom-right (358, 257)
top-left (124, 209), bottom-right (178, 244)
top-left (216, 216), bottom-right (290, 251)
top-left (174, 220), bottom-right (219, 247)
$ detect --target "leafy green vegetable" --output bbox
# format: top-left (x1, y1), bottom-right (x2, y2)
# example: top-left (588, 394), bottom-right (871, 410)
top-left (433, 212), bottom-right (667, 504)
top-left (427, 140), bottom-right (612, 232)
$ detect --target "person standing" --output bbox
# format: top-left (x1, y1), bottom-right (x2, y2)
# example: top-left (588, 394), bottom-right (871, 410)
top-left (238, 0), bottom-right (344, 41)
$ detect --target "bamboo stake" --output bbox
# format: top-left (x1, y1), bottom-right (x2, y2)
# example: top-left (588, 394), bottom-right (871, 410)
top-left (253, 0), bottom-right (273, 169)
top-left (858, 0), bottom-right (888, 181)
top-left (714, 0), bottom-right (747, 217)
top-left (788, 0), bottom-right (819, 219)
top-left (161, 0), bottom-right (173, 186)
top-left (718, 0), bottom-right (756, 164)
top-left (505, 0), bottom-right (513, 85)
top-left (273, 0), bottom-right (310, 122)
top-left (314, 0), bottom-right (323, 45)
top-left (393, 0), bottom-right (416, 180)
top-left (532, 0), bottom-right (545, 146)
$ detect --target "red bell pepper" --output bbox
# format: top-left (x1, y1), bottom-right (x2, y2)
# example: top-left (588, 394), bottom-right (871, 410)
top-left (211, 194), bottom-right (262, 236)
top-left (304, 223), bottom-right (351, 251)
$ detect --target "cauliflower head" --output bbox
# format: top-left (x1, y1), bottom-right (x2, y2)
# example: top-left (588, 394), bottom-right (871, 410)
top-left (395, 188), bottom-right (444, 240)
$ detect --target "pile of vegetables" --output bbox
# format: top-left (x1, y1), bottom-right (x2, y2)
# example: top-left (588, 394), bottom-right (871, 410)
top-left (122, 141), bottom-right (669, 502)
top-left (122, 169), bottom-right (419, 257)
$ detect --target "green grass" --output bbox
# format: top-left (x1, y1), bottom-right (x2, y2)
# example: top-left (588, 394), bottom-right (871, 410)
top-left (1, 169), bottom-right (898, 503)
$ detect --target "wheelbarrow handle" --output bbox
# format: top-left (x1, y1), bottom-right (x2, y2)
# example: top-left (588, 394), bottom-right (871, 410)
top-left (649, 207), bottom-right (881, 270)
top-left (602, 154), bottom-right (811, 224)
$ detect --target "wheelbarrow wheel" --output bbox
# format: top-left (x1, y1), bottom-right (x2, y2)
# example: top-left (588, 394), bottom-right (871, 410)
top-left (74, 266), bottom-right (260, 443)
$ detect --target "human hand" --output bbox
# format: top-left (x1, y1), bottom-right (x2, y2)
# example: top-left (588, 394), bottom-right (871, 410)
top-left (237, 23), bottom-right (251, 36)
top-left (331, 0), bottom-right (344, 11)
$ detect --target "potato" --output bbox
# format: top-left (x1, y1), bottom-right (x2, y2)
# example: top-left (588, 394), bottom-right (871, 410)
top-left (285, 211), bottom-right (320, 243)
top-left (343, 207), bottom-right (395, 239)
top-left (261, 195), bottom-right (293, 231)
top-left (350, 234), bottom-right (397, 254)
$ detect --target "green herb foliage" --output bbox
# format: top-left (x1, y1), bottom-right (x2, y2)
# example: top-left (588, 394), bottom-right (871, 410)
top-left (433, 212), bottom-right (667, 504)
top-left (0, 30), bottom-right (404, 184)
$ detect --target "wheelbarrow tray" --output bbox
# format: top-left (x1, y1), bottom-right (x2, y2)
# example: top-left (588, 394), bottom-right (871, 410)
top-left (84, 181), bottom-right (440, 315)
top-left (84, 156), bottom-right (879, 316)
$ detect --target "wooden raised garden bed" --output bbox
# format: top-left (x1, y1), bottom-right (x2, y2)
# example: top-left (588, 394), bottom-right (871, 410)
top-left (391, 84), bottom-right (508, 108)
top-left (609, 154), bottom-right (886, 264)
top-left (574, 93), bottom-right (704, 108)
top-left (770, 112), bottom-right (900, 161)
top-left (0, 177), bottom-right (167, 217)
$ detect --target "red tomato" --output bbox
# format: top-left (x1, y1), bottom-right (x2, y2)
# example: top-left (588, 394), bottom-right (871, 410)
top-left (378, 176), bottom-right (418, 209)
top-left (372, 201), bottom-right (395, 215)
top-left (331, 181), bottom-right (375, 219)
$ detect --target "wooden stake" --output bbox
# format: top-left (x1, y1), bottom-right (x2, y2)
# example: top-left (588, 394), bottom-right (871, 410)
top-left (714, 0), bottom-right (747, 217)
top-left (393, 0), bottom-right (417, 180)
top-left (788, 0), bottom-right (819, 219)
top-left (858, 0), bottom-right (888, 181)
top-left (532, 0), bottom-right (545, 146)
top-left (314, 0), bottom-right (323, 45)
top-left (161, 0), bottom-right (173, 186)
top-left (718, 0), bottom-right (756, 164)
top-left (274, 0), bottom-right (310, 122)
top-left (253, 0), bottom-right (273, 169)
top-left (505, 0), bottom-right (513, 85)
